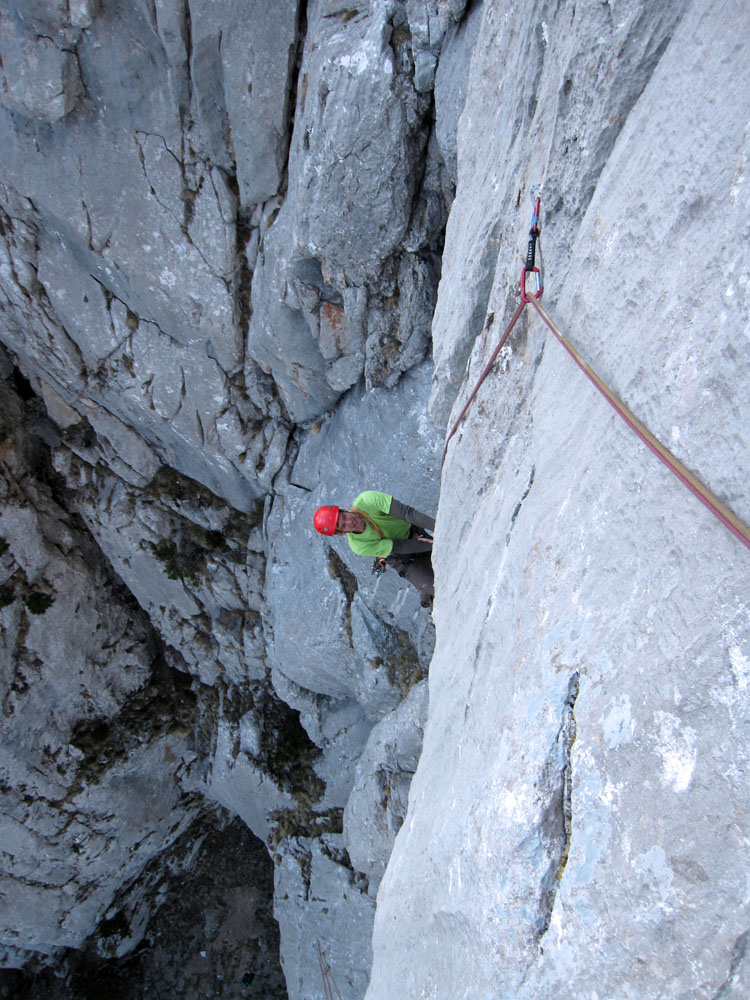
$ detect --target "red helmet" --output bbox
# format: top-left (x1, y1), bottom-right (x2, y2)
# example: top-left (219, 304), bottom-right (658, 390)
top-left (313, 505), bottom-right (339, 536)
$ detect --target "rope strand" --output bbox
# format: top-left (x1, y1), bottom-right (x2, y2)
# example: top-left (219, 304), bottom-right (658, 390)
top-left (441, 299), bottom-right (526, 469)
top-left (526, 295), bottom-right (750, 550)
top-left (441, 196), bottom-right (750, 551)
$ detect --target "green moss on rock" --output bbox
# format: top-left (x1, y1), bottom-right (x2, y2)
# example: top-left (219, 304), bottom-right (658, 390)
top-left (23, 591), bottom-right (55, 615)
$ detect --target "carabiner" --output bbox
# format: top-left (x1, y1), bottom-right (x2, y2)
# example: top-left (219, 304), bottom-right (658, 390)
top-left (530, 195), bottom-right (541, 234)
top-left (520, 265), bottom-right (543, 302)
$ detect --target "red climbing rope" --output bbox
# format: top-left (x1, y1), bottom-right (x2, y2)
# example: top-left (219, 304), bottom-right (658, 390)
top-left (317, 941), bottom-right (343, 1000)
top-left (442, 196), bottom-right (750, 552)
top-left (526, 295), bottom-right (750, 551)
top-left (441, 195), bottom-right (545, 469)
top-left (440, 298), bottom-right (526, 468)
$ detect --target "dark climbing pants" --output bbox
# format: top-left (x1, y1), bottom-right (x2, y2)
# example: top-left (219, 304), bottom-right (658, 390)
top-left (385, 552), bottom-right (434, 606)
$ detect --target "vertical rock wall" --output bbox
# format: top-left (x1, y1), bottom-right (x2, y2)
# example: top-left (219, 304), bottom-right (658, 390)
top-left (0, 372), bottom-right (212, 967)
top-left (0, 0), bottom-right (466, 996)
top-left (368, 1), bottom-right (750, 998)
top-left (4, 0), bottom-right (745, 997)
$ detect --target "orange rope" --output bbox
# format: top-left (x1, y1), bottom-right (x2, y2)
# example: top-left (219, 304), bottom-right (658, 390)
top-left (441, 299), bottom-right (527, 468)
top-left (526, 295), bottom-right (750, 550)
top-left (441, 231), bottom-right (749, 551)
top-left (317, 941), bottom-right (343, 1000)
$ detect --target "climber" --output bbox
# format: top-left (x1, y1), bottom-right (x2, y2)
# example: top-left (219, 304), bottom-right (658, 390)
top-left (313, 490), bottom-right (435, 608)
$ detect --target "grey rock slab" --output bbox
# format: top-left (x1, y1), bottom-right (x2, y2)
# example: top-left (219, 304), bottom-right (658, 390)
top-left (0, 393), bottom-right (205, 959)
top-left (1, 163), bottom-right (255, 507)
top-left (0, 0), bottom-right (271, 504)
top-left (189, 0), bottom-right (300, 207)
top-left (274, 836), bottom-right (375, 1000)
top-left (72, 398), bottom-right (161, 487)
top-left (246, 209), bottom-right (344, 423)
top-left (291, 360), bottom-right (441, 512)
top-left (203, 718), bottom-right (295, 844)
top-left (367, 2), bottom-right (750, 998)
top-left (405, 0), bottom-right (471, 89)
top-left (39, 380), bottom-right (83, 430)
top-left (4, 0), bottom-right (85, 32)
top-left (0, 10), bottom-right (82, 122)
top-left (312, 702), bottom-right (376, 812)
top-left (290, 2), bottom-right (430, 282)
top-left (76, 1), bottom-right (183, 139)
top-left (35, 229), bottom-right (120, 371)
top-left (10, 220), bottom-right (256, 501)
top-left (188, 23), bottom-right (234, 172)
top-left (433, 0), bottom-right (482, 184)
top-left (244, 0), bottom-right (448, 418)
top-left (344, 680), bottom-right (428, 889)
top-left (152, 0), bottom-right (191, 114)
top-left (68, 0), bottom-right (94, 29)
top-left (49, 448), bottom-right (267, 687)
top-left (428, 0), bottom-right (689, 429)
top-left (363, 252), bottom-right (439, 390)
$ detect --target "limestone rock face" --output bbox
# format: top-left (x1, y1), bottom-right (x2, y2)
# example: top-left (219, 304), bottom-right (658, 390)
top-left (344, 680), bottom-right (428, 890)
top-left (246, 0), bottom-right (453, 423)
top-left (0, 0), bottom-right (279, 511)
top-left (0, 378), bottom-right (207, 966)
top-left (0, 3), bottom-right (85, 122)
top-left (2, 0), bottom-right (748, 997)
top-left (188, 0), bottom-right (300, 207)
top-left (367, 2), bottom-right (750, 998)
top-left (0, 0), bottom-right (451, 992)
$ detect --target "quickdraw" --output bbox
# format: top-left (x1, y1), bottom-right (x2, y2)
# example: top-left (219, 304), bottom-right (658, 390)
top-left (520, 194), bottom-right (543, 302)
top-left (442, 194), bottom-right (750, 552)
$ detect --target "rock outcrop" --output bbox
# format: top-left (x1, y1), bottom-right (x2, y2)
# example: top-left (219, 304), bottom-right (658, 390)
top-left (1, 0), bottom-right (749, 998)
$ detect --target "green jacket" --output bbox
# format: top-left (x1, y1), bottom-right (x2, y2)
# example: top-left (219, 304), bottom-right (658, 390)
top-left (347, 490), bottom-right (435, 558)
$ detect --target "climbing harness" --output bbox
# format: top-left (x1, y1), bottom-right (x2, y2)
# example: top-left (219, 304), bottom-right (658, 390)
top-left (442, 195), bottom-right (750, 552)
top-left (317, 941), bottom-right (343, 1000)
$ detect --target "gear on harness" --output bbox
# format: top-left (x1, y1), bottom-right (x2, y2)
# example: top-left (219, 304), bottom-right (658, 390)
top-left (371, 557), bottom-right (387, 577)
